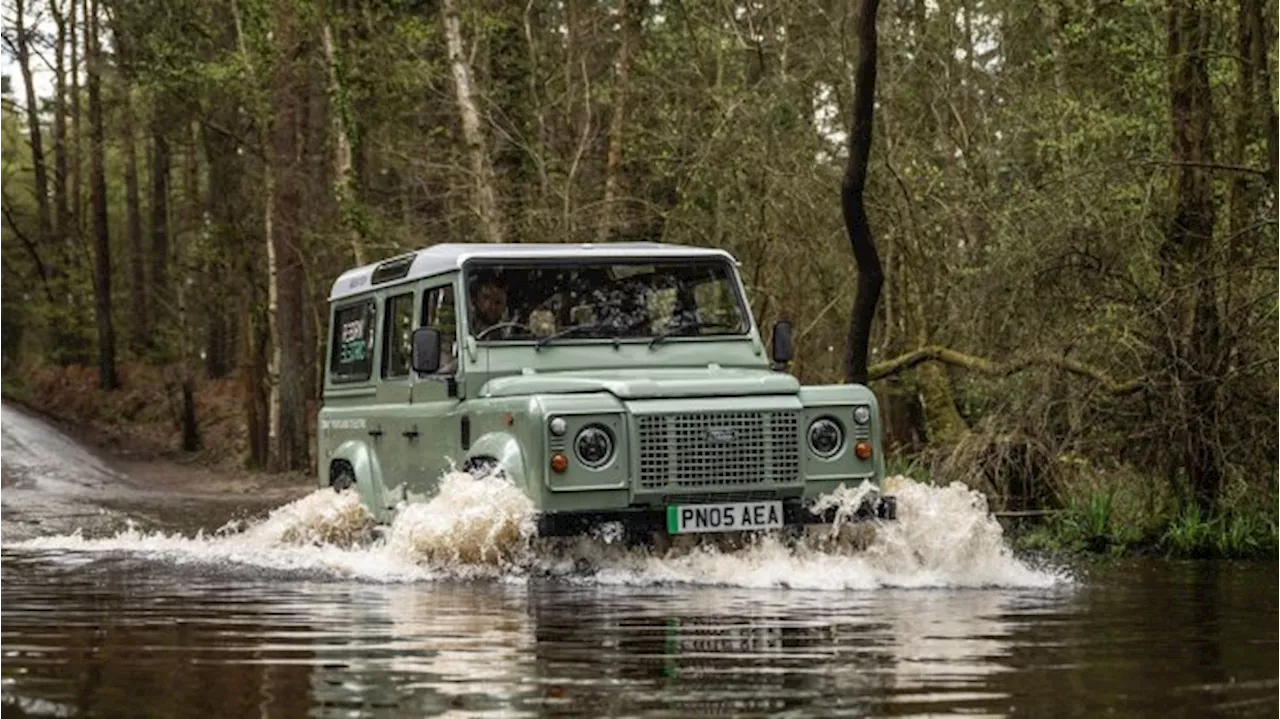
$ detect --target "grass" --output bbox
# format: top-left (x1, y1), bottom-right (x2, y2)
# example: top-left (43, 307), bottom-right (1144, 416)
top-left (1011, 489), bottom-right (1278, 560)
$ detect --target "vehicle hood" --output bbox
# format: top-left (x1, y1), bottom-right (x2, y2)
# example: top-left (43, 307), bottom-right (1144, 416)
top-left (478, 367), bottom-right (800, 399)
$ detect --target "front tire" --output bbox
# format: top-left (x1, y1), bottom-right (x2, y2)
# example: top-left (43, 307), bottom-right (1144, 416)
top-left (330, 461), bottom-right (356, 492)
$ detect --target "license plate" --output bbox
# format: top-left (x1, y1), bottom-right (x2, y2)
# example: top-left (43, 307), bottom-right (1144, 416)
top-left (665, 501), bottom-right (784, 535)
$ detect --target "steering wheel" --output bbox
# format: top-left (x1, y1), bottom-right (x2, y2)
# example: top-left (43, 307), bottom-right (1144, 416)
top-left (474, 321), bottom-right (534, 339)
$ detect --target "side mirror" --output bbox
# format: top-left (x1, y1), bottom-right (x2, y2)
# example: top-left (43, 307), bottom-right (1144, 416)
top-left (412, 327), bottom-right (441, 374)
top-left (771, 320), bottom-right (793, 370)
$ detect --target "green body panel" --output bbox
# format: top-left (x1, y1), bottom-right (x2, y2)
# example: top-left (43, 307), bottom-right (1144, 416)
top-left (327, 438), bottom-right (392, 521)
top-left (317, 246), bottom-right (887, 524)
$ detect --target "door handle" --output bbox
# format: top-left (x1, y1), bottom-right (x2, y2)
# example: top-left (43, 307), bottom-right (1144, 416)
top-left (368, 428), bottom-right (383, 438)
top-left (402, 426), bottom-right (420, 440)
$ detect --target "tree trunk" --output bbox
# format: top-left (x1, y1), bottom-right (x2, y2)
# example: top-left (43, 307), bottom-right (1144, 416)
top-left (321, 21), bottom-right (364, 265)
top-left (109, 2), bottom-right (149, 353)
top-left (1243, 1), bottom-right (1277, 190)
top-left (178, 120), bottom-right (201, 451)
top-left (14, 0), bottom-right (53, 249)
top-left (50, 0), bottom-right (70, 243)
top-left (842, 0), bottom-right (884, 386)
top-left (151, 114), bottom-right (171, 321)
top-left (1164, 0), bottom-right (1222, 517)
top-left (70, 0), bottom-right (82, 241)
top-left (270, 0), bottom-right (310, 472)
top-left (200, 114), bottom-right (240, 380)
top-left (86, 0), bottom-right (117, 390)
top-left (598, 0), bottom-right (643, 243)
top-left (442, 0), bottom-right (505, 244)
top-left (228, 0), bottom-right (270, 468)
top-left (522, 2), bottom-right (550, 219)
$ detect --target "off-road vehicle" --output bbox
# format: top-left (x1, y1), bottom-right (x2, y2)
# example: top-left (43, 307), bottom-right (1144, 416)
top-left (318, 243), bottom-right (894, 540)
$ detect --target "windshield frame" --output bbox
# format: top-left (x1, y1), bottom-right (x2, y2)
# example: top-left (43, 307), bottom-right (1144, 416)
top-left (458, 255), bottom-right (755, 347)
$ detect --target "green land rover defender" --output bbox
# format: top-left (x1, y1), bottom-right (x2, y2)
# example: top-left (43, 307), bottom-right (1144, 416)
top-left (318, 243), bottom-right (894, 541)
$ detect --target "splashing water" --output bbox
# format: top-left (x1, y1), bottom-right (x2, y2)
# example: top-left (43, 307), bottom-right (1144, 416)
top-left (12, 472), bottom-right (1067, 589)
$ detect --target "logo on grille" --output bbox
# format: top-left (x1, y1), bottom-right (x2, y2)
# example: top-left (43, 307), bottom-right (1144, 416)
top-left (705, 426), bottom-right (737, 443)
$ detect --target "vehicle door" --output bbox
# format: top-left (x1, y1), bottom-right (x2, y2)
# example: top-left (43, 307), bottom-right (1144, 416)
top-left (374, 288), bottom-right (418, 501)
top-left (407, 277), bottom-right (464, 497)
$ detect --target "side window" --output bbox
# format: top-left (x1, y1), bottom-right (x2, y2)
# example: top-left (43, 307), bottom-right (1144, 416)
top-left (382, 292), bottom-right (414, 380)
top-left (421, 284), bottom-right (458, 375)
top-left (330, 300), bottom-right (376, 383)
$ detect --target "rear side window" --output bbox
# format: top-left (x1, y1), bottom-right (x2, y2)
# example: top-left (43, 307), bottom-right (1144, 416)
top-left (330, 300), bottom-right (376, 383)
top-left (383, 292), bottom-right (414, 379)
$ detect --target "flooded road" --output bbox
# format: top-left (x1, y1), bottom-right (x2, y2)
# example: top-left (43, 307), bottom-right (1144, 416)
top-left (2, 404), bottom-right (1276, 717)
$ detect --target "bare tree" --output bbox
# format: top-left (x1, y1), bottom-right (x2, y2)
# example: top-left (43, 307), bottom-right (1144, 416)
top-left (321, 20), bottom-right (364, 265)
top-left (10, 0), bottom-right (53, 248)
top-left (598, 0), bottom-right (644, 243)
top-left (843, 0), bottom-right (884, 386)
top-left (442, 0), bottom-right (505, 244)
top-left (86, 0), bottom-right (117, 389)
top-left (270, 0), bottom-right (310, 472)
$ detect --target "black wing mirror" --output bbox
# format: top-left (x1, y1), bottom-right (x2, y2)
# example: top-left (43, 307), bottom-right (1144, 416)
top-left (771, 320), bottom-right (793, 371)
top-left (412, 327), bottom-right (441, 374)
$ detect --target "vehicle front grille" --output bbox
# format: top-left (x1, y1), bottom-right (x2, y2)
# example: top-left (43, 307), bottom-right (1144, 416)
top-left (637, 411), bottom-right (800, 490)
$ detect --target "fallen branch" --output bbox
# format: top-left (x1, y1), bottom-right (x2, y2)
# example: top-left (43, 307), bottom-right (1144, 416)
top-left (868, 345), bottom-right (1144, 396)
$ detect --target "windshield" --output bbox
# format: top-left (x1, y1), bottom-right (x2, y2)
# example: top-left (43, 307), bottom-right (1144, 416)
top-left (464, 259), bottom-right (749, 342)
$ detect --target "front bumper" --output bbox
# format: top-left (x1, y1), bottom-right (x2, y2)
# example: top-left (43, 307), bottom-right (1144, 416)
top-left (536, 495), bottom-right (897, 538)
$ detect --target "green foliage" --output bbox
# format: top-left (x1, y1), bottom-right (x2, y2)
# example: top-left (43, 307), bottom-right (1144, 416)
top-left (1, 0), bottom-right (1274, 486)
top-left (1160, 504), bottom-right (1280, 560)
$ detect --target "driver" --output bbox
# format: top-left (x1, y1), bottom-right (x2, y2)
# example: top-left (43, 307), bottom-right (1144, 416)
top-left (470, 275), bottom-right (509, 338)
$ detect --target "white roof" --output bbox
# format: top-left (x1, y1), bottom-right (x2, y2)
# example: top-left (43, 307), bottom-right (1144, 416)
top-left (328, 242), bottom-right (737, 301)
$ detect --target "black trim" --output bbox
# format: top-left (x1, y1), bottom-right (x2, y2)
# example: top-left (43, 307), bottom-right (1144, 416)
top-left (460, 415), bottom-right (471, 449)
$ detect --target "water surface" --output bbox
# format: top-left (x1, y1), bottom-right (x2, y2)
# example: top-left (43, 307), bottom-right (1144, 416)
top-left (2, 552), bottom-right (1275, 717)
top-left (2, 403), bottom-right (1275, 717)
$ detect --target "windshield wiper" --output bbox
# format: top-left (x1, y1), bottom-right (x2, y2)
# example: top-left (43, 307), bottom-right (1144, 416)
top-left (535, 322), bottom-right (604, 350)
top-left (536, 315), bottom-right (652, 350)
top-left (648, 319), bottom-right (736, 349)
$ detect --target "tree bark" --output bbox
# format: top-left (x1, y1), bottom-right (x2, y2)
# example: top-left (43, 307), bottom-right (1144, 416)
top-left (1164, 0), bottom-right (1222, 517)
top-left (321, 21), bottom-right (364, 265)
top-left (70, 0), bottom-right (82, 240)
top-left (229, 0), bottom-right (270, 468)
top-left (200, 118), bottom-right (238, 380)
top-left (49, 0), bottom-right (70, 243)
top-left (842, 0), bottom-right (884, 386)
top-left (108, 1), bottom-right (149, 352)
top-left (868, 345), bottom-right (1144, 395)
top-left (442, 0), bottom-right (505, 244)
top-left (150, 114), bottom-right (171, 324)
top-left (598, 0), bottom-right (643, 243)
top-left (270, 0), bottom-right (310, 472)
top-left (1242, 0), bottom-right (1277, 190)
top-left (13, 0), bottom-right (53, 249)
top-left (86, 0), bottom-right (117, 390)
top-left (178, 120), bottom-right (201, 451)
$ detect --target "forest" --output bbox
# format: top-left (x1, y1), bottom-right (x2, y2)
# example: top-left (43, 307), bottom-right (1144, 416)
top-left (1, 0), bottom-right (1276, 555)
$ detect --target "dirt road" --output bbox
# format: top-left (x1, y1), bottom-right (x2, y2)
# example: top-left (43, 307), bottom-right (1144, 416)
top-left (1, 402), bottom-right (313, 540)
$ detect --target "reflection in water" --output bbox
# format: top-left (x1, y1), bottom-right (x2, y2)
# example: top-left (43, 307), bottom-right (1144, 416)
top-left (2, 551), bottom-right (1276, 718)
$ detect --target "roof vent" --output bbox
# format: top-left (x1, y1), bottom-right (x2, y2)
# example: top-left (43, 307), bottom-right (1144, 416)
top-left (370, 253), bottom-right (416, 284)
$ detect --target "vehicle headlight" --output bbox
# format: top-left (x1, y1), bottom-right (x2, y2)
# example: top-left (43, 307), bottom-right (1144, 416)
top-left (574, 425), bottom-right (614, 468)
top-left (852, 405), bottom-right (871, 425)
top-left (808, 417), bottom-right (844, 458)
top-left (548, 416), bottom-right (567, 436)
